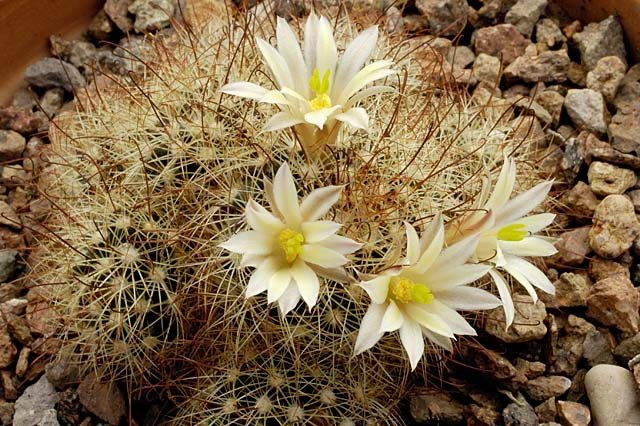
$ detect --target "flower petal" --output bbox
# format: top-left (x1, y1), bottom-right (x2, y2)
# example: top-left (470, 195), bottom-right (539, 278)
top-left (300, 185), bottom-right (342, 222)
top-left (267, 268), bottom-right (292, 303)
top-left (380, 300), bottom-right (404, 333)
top-left (404, 222), bottom-right (421, 264)
top-left (427, 300), bottom-right (477, 336)
top-left (315, 16), bottom-right (338, 80)
top-left (278, 281), bottom-right (301, 315)
top-left (403, 303), bottom-right (454, 338)
top-left (246, 257), bottom-right (280, 297)
top-left (304, 105), bottom-right (341, 129)
top-left (399, 320), bottom-right (424, 371)
top-left (256, 37), bottom-right (294, 89)
top-left (337, 60), bottom-right (395, 105)
top-left (219, 230), bottom-right (273, 255)
top-left (504, 255), bottom-right (555, 295)
top-left (501, 261), bottom-right (538, 303)
top-left (499, 237), bottom-right (558, 257)
top-left (273, 163), bottom-right (303, 227)
top-left (431, 234), bottom-right (481, 271)
top-left (359, 276), bottom-right (391, 304)
top-left (319, 234), bottom-right (362, 255)
top-left (413, 216), bottom-right (445, 274)
top-left (496, 181), bottom-right (553, 226)
top-left (425, 263), bottom-right (490, 292)
top-left (353, 303), bottom-right (386, 355)
top-left (276, 17), bottom-right (308, 96)
top-left (241, 253), bottom-right (266, 268)
top-left (484, 157), bottom-right (516, 211)
top-left (246, 199), bottom-right (284, 234)
top-left (422, 328), bottom-right (453, 351)
top-left (345, 85), bottom-right (395, 107)
top-left (301, 220), bottom-right (341, 243)
top-left (519, 213), bottom-right (556, 233)
top-left (436, 286), bottom-right (502, 311)
top-left (219, 82), bottom-right (269, 101)
top-left (333, 26), bottom-right (379, 98)
top-left (290, 259), bottom-right (320, 310)
top-left (259, 90), bottom-right (291, 105)
top-left (334, 107), bottom-right (369, 130)
top-left (489, 269), bottom-right (515, 328)
top-left (304, 13), bottom-right (320, 73)
top-left (300, 244), bottom-right (348, 268)
top-left (262, 112), bottom-right (304, 132)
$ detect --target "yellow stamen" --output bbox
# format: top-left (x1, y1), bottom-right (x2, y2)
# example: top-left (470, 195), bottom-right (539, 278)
top-left (278, 229), bottom-right (304, 263)
top-left (388, 277), bottom-right (434, 305)
top-left (497, 223), bottom-right (528, 241)
top-left (309, 68), bottom-right (332, 111)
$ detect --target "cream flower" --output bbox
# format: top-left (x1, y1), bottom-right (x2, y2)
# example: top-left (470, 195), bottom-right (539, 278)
top-left (446, 158), bottom-right (557, 328)
top-left (354, 217), bottom-right (500, 370)
top-left (220, 14), bottom-right (395, 154)
top-left (220, 163), bottom-right (361, 315)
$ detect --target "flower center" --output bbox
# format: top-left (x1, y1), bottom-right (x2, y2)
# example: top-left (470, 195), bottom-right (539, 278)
top-left (309, 68), bottom-right (332, 111)
top-left (388, 277), bottom-right (434, 305)
top-left (278, 228), bottom-right (305, 263)
top-left (496, 223), bottom-right (528, 241)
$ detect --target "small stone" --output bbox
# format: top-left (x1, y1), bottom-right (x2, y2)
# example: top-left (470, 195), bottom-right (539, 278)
top-left (409, 388), bottom-right (466, 424)
top-left (13, 376), bottom-right (58, 426)
top-left (505, 50), bottom-right (569, 83)
top-left (15, 347), bottom-right (29, 378)
top-left (503, 395), bottom-right (538, 426)
top-left (5, 312), bottom-right (32, 345)
top-left (542, 273), bottom-right (589, 308)
top-left (0, 201), bottom-right (21, 231)
top-left (38, 88), bottom-right (65, 117)
top-left (535, 397), bottom-right (557, 423)
top-left (1, 371), bottom-right (17, 400)
top-left (609, 110), bottom-right (640, 154)
top-left (485, 294), bottom-right (547, 343)
top-left (587, 161), bottom-right (636, 196)
top-left (535, 90), bottom-right (564, 126)
top-left (557, 401), bottom-right (590, 426)
top-left (585, 365), bottom-right (640, 426)
top-left (88, 10), bottom-right (115, 40)
top-left (474, 24), bottom-right (531, 65)
top-left (105, 0), bottom-right (135, 32)
top-left (35, 409), bottom-right (59, 426)
top-left (0, 401), bottom-right (14, 425)
top-left (0, 326), bottom-right (17, 368)
top-left (515, 358), bottom-right (546, 379)
top-left (586, 275), bottom-right (639, 334)
top-left (589, 195), bottom-right (640, 258)
top-left (77, 373), bottom-right (126, 425)
top-left (561, 182), bottom-right (598, 219)
top-left (549, 316), bottom-right (595, 376)
top-left (45, 356), bottom-right (81, 390)
top-left (129, 0), bottom-right (176, 32)
top-left (588, 257), bottom-right (629, 281)
top-left (0, 131), bottom-right (26, 162)
top-left (564, 89), bottom-right (609, 135)
top-left (551, 227), bottom-right (591, 267)
top-left (25, 301), bottom-right (56, 337)
top-left (566, 369), bottom-right (587, 402)
top-left (582, 330), bottom-right (615, 366)
top-left (614, 333), bottom-right (640, 363)
top-left (1, 299), bottom-right (28, 316)
top-left (473, 53), bottom-right (501, 87)
top-left (583, 132), bottom-right (640, 170)
top-left (504, 0), bottom-right (547, 37)
top-left (0, 107), bottom-right (46, 135)
top-left (586, 56), bottom-right (627, 102)
top-left (470, 404), bottom-right (501, 425)
top-left (536, 19), bottom-right (566, 48)
top-left (446, 46), bottom-right (475, 69)
top-left (24, 58), bottom-right (85, 93)
top-left (415, 0), bottom-right (468, 37)
top-left (567, 62), bottom-right (587, 87)
top-left (385, 6), bottom-right (403, 34)
top-left (574, 16), bottom-right (626, 70)
top-left (525, 376), bottom-right (571, 401)
top-left (461, 343), bottom-right (526, 389)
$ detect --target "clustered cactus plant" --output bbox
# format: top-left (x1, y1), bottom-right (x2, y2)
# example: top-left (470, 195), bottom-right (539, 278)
top-left (30, 1), bottom-right (557, 423)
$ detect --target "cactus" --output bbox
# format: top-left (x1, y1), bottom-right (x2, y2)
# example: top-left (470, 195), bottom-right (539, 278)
top-left (30, 2), bottom-right (548, 423)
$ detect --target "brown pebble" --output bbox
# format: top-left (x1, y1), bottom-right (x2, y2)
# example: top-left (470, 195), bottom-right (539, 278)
top-left (557, 400), bottom-right (591, 426)
top-left (15, 347), bottom-right (30, 377)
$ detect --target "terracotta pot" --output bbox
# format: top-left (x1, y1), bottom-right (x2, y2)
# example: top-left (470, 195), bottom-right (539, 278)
top-left (558, 0), bottom-right (640, 61)
top-left (0, 0), bottom-right (104, 105)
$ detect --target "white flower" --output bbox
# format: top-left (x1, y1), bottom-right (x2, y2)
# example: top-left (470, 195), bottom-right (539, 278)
top-left (220, 14), bottom-right (395, 152)
top-left (219, 163), bottom-right (361, 315)
top-left (354, 217), bottom-right (500, 370)
top-left (447, 158), bottom-right (557, 328)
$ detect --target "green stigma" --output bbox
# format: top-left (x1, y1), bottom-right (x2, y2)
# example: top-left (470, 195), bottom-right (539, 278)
top-left (497, 223), bottom-right (528, 241)
top-left (278, 228), bottom-right (305, 263)
top-left (309, 68), bottom-right (332, 111)
top-left (388, 277), bottom-right (434, 305)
